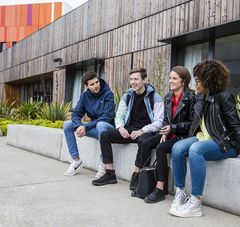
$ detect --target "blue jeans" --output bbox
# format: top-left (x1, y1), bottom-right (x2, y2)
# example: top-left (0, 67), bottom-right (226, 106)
top-left (63, 120), bottom-right (115, 159)
top-left (172, 137), bottom-right (238, 196)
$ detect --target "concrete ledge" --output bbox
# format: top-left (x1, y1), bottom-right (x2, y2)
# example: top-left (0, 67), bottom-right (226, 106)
top-left (7, 124), bottom-right (62, 160)
top-left (185, 157), bottom-right (240, 216)
top-left (6, 124), bottom-right (240, 215)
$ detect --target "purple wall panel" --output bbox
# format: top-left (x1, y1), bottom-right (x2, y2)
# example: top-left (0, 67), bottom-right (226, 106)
top-left (27, 4), bottom-right (32, 25)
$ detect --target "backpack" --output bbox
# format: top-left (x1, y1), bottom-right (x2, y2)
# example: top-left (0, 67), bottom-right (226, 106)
top-left (126, 92), bottom-right (154, 110)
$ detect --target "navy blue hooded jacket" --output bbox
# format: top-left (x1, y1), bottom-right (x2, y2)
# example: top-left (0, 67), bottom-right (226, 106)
top-left (71, 78), bottom-right (115, 131)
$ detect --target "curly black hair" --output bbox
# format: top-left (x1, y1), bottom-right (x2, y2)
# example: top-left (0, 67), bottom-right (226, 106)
top-left (193, 59), bottom-right (230, 95)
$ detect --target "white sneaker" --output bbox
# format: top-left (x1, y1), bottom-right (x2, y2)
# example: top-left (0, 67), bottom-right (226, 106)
top-left (95, 162), bottom-right (106, 179)
top-left (171, 195), bottom-right (203, 217)
top-left (64, 160), bottom-right (83, 176)
top-left (169, 187), bottom-right (187, 215)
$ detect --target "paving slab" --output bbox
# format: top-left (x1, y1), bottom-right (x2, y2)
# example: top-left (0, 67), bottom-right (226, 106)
top-left (0, 137), bottom-right (239, 227)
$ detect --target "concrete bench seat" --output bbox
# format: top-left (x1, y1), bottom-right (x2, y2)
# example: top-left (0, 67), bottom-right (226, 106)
top-left (6, 124), bottom-right (240, 216)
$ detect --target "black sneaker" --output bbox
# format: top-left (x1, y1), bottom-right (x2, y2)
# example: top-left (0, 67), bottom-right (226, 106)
top-left (131, 190), bottom-right (138, 198)
top-left (92, 170), bottom-right (117, 186)
top-left (144, 188), bottom-right (165, 203)
top-left (129, 172), bottom-right (138, 191)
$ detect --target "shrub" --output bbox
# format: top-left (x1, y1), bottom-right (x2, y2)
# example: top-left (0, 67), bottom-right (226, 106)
top-left (236, 94), bottom-right (240, 118)
top-left (0, 101), bottom-right (15, 118)
top-left (0, 118), bottom-right (64, 136)
top-left (114, 86), bottom-right (121, 111)
top-left (15, 101), bottom-right (42, 120)
top-left (38, 102), bottom-right (72, 122)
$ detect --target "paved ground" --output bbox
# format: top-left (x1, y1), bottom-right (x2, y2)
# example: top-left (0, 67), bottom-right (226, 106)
top-left (0, 137), bottom-right (239, 227)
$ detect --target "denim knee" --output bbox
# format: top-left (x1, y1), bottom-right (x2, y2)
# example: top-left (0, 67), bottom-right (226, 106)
top-left (96, 121), bottom-right (114, 135)
top-left (172, 141), bottom-right (185, 158)
top-left (188, 143), bottom-right (202, 159)
top-left (63, 120), bottom-right (74, 132)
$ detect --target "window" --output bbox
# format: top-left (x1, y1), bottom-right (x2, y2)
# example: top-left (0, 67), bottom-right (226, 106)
top-left (183, 43), bottom-right (208, 88)
top-left (65, 59), bottom-right (104, 105)
top-left (31, 79), bottom-right (53, 103)
top-left (215, 34), bottom-right (240, 95)
top-left (0, 42), bottom-right (7, 52)
top-left (177, 33), bottom-right (240, 94)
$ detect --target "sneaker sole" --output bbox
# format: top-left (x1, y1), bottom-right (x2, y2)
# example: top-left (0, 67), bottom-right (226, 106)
top-left (144, 196), bottom-right (165, 204)
top-left (170, 210), bottom-right (203, 217)
top-left (92, 179), bottom-right (117, 186)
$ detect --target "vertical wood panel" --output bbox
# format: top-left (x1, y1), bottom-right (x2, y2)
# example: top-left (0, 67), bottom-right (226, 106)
top-left (52, 69), bottom-right (65, 104)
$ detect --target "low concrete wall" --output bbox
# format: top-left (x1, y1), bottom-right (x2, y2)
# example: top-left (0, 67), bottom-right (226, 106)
top-left (7, 124), bottom-right (62, 160)
top-left (6, 124), bottom-right (240, 215)
top-left (185, 157), bottom-right (240, 216)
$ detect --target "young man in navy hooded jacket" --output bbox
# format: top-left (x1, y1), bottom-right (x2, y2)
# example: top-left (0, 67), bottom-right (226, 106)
top-left (64, 72), bottom-right (115, 177)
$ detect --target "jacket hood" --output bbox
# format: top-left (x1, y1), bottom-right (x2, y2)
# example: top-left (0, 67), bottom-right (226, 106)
top-left (86, 78), bottom-right (111, 97)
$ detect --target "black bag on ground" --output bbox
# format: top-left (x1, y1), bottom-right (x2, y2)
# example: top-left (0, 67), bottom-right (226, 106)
top-left (136, 164), bottom-right (157, 199)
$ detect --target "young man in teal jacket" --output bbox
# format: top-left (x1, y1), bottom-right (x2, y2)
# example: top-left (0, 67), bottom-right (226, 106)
top-left (92, 67), bottom-right (164, 186)
top-left (64, 72), bottom-right (115, 176)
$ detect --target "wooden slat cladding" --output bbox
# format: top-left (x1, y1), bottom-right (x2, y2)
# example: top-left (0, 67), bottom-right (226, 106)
top-left (0, 0), bottom-right (240, 99)
top-left (105, 54), bottom-right (132, 95)
top-left (0, 0), bottom-right (191, 72)
top-left (4, 83), bottom-right (20, 105)
top-left (0, 84), bottom-right (5, 102)
top-left (133, 45), bottom-right (171, 96)
top-left (52, 69), bottom-right (65, 104)
top-left (104, 45), bottom-right (171, 97)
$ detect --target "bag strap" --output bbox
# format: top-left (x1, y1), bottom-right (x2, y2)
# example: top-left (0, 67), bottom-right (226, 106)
top-left (141, 152), bottom-right (157, 168)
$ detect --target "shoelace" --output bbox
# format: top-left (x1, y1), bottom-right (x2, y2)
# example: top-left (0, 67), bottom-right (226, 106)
top-left (180, 196), bottom-right (195, 209)
top-left (173, 189), bottom-right (186, 203)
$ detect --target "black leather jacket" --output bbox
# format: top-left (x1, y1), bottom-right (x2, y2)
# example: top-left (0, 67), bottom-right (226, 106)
top-left (163, 91), bottom-right (195, 140)
top-left (189, 91), bottom-right (240, 153)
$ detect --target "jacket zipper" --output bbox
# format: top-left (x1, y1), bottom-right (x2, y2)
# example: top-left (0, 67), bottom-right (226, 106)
top-left (213, 109), bottom-right (227, 151)
top-left (191, 106), bottom-right (201, 135)
top-left (218, 114), bottom-right (226, 132)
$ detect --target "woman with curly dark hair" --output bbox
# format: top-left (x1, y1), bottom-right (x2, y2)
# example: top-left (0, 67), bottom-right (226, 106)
top-left (169, 59), bottom-right (240, 218)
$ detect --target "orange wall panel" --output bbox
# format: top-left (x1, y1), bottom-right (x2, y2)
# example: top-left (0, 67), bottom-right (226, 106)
top-left (32, 4), bottom-right (39, 26)
top-left (6, 41), bottom-right (11, 48)
top-left (19, 5), bottom-right (28, 26)
top-left (0, 6), bottom-right (6, 26)
top-left (54, 2), bottom-right (62, 20)
top-left (39, 3), bottom-right (52, 26)
top-left (0, 27), bottom-right (5, 41)
top-left (18, 26), bottom-right (25, 41)
top-left (5, 6), bottom-right (17, 26)
top-left (1, 2), bottom-right (63, 48)
top-left (6, 26), bottom-right (17, 41)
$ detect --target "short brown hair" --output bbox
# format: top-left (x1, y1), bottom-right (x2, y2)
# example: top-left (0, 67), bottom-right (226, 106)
top-left (82, 71), bottom-right (99, 85)
top-left (171, 66), bottom-right (191, 91)
top-left (193, 59), bottom-right (230, 95)
top-left (129, 67), bottom-right (147, 80)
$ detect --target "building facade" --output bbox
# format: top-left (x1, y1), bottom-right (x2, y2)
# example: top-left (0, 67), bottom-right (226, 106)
top-left (0, 0), bottom-right (239, 105)
top-left (0, 1), bottom-right (73, 52)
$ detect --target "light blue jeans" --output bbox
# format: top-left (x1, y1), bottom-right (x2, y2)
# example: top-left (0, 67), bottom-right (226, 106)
top-left (63, 120), bottom-right (115, 160)
top-left (172, 137), bottom-right (238, 196)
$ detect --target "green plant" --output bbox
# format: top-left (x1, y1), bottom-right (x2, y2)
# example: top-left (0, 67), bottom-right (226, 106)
top-left (0, 101), bottom-right (15, 118)
top-left (114, 86), bottom-right (121, 110)
top-left (149, 54), bottom-right (166, 96)
top-left (38, 102), bottom-right (72, 122)
top-left (0, 118), bottom-right (64, 136)
top-left (236, 94), bottom-right (240, 118)
top-left (15, 101), bottom-right (42, 120)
